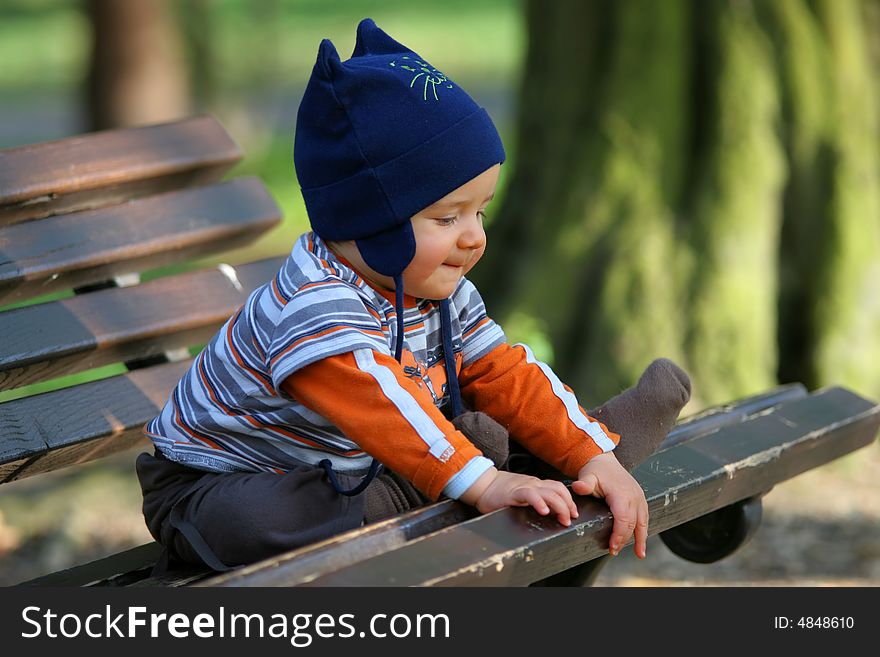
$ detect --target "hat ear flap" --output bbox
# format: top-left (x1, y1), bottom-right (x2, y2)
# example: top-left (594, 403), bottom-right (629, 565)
top-left (316, 38), bottom-right (342, 79)
top-left (352, 17), bottom-right (411, 57)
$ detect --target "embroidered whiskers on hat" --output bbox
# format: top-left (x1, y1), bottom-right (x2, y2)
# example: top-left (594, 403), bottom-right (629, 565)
top-left (294, 17), bottom-right (505, 279)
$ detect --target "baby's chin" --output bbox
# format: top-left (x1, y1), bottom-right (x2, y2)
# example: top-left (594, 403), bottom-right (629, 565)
top-left (407, 278), bottom-right (462, 301)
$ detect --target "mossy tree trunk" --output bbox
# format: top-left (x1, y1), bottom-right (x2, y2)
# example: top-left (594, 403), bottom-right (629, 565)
top-left (685, 1), bottom-right (786, 405)
top-left (474, 0), bottom-right (880, 407)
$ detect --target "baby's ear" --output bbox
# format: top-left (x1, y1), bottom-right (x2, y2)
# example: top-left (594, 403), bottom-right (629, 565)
top-left (352, 17), bottom-right (411, 57)
top-left (316, 38), bottom-right (342, 80)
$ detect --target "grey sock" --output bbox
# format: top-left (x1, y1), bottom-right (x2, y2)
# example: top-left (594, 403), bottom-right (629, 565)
top-left (589, 358), bottom-right (692, 472)
top-left (363, 470), bottom-right (430, 524)
top-left (452, 411), bottom-right (510, 469)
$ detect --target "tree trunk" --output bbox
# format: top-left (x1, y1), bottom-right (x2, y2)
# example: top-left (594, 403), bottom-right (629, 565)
top-left (477, 0), bottom-right (880, 407)
top-left (808, 0), bottom-right (880, 396)
top-left (474, 0), bottom-right (691, 405)
top-left (86, 0), bottom-right (191, 130)
top-left (684, 1), bottom-right (786, 405)
top-left (757, 0), bottom-right (834, 390)
top-left (180, 0), bottom-right (218, 114)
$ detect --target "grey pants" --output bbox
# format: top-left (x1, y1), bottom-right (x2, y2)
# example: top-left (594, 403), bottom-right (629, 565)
top-left (136, 451), bottom-right (366, 571)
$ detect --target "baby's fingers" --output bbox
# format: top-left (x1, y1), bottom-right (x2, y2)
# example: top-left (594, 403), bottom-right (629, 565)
top-left (634, 502), bottom-right (649, 559)
top-left (571, 473), bottom-right (599, 497)
top-left (541, 487), bottom-right (576, 526)
top-left (518, 487), bottom-right (552, 517)
top-left (518, 487), bottom-right (573, 527)
top-left (608, 500), bottom-right (637, 556)
top-left (546, 479), bottom-right (578, 520)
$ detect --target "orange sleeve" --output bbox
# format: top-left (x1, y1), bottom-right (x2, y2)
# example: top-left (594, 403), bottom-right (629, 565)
top-left (281, 349), bottom-right (493, 501)
top-left (458, 343), bottom-right (620, 478)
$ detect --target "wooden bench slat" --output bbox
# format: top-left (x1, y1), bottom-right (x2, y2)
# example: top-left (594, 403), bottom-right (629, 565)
top-left (20, 543), bottom-right (165, 588)
top-left (0, 116), bottom-right (242, 226)
top-left (14, 384), bottom-right (807, 587)
top-left (197, 385), bottom-right (816, 587)
top-left (0, 359), bottom-right (191, 483)
top-left (199, 387), bottom-right (879, 586)
top-left (0, 177), bottom-right (281, 305)
top-left (660, 383), bottom-right (807, 449)
top-left (0, 257), bottom-right (284, 391)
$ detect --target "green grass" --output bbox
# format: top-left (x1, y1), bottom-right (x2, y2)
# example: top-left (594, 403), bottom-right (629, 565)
top-left (207, 0), bottom-right (523, 92)
top-left (0, 0), bottom-right (523, 96)
top-left (0, 3), bottom-right (88, 95)
top-left (0, 363), bottom-right (128, 405)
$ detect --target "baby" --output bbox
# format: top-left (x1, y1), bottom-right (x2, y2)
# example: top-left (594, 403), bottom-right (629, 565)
top-left (136, 18), bottom-right (691, 573)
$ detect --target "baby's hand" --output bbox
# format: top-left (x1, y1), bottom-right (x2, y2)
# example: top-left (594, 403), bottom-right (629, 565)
top-left (460, 468), bottom-right (579, 527)
top-left (571, 453), bottom-right (649, 559)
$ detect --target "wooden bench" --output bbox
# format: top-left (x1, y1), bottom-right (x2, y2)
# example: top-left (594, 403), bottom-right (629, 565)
top-left (2, 117), bottom-right (879, 587)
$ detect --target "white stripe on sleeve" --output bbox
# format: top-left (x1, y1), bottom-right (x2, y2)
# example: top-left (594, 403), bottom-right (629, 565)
top-left (353, 349), bottom-right (455, 462)
top-left (441, 455), bottom-right (494, 500)
top-left (516, 343), bottom-right (617, 452)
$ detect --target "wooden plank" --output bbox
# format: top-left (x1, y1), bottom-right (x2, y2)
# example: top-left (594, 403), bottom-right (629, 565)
top-left (0, 116), bottom-right (241, 226)
top-left (187, 502), bottom-right (475, 588)
top-left (0, 257), bottom-right (284, 391)
top-left (127, 503), bottom-right (476, 588)
top-left (197, 385), bottom-right (811, 587)
top-left (19, 543), bottom-right (165, 587)
top-left (0, 359), bottom-right (191, 483)
top-left (202, 386), bottom-right (879, 586)
top-left (0, 177), bottom-right (281, 305)
top-left (17, 385), bottom-right (803, 588)
top-left (658, 383), bottom-right (807, 450)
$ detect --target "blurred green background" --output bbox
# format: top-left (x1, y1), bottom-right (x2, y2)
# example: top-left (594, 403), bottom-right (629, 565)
top-left (0, 0), bottom-right (524, 404)
top-left (1, 0), bottom-right (879, 585)
top-left (0, 0), bottom-right (522, 245)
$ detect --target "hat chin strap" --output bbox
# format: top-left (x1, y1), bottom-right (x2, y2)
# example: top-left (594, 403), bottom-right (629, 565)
top-left (393, 273), bottom-right (461, 418)
top-left (394, 274), bottom-right (405, 361)
top-left (439, 298), bottom-right (463, 418)
top-left (322, 275), bottom-right (464, 498)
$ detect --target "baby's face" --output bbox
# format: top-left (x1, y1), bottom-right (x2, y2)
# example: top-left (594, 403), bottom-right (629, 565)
top-left (402, 163), bottom-right (500, 299)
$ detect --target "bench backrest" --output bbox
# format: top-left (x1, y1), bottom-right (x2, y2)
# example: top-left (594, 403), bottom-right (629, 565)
top-left (0, 116), bottom-right (284, 484)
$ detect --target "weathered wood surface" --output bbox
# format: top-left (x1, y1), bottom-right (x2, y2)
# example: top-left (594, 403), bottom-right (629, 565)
top-left (0, 359), bottom-right (190, 484)
top-left (0, 257), bottom-right (283, 390)
top-left (0, 177), bottom-right (280, 305)
top-left (200, 386), bottom-right (879, 587)
top-left (20, 543), bottom-right (165, 588)
top-left (0, 116), bottom-right (241, 226)
top-left (15, 384), bottom-right (876, 588)
top-left (639, 383), bottom-right (808, 450)
top-left (16, 385), bottom-right (804, 587)
top-left (200, 386), bottom-right (805, 587)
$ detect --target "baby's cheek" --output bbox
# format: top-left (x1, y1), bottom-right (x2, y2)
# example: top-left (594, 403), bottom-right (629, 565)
top-left (465, 247), bottom-right (486, 274)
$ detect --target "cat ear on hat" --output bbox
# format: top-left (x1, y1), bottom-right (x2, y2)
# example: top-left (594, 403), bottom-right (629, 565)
top-left (352, 17), bottom-right (411, 57)
top-left (316, 38), bottom-right (342, 79)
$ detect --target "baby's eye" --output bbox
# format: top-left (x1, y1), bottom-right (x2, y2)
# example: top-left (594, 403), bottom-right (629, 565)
top-left (432, 216), bottom-right (457, 226)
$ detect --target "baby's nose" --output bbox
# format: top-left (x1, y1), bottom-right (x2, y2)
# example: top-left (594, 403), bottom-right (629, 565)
top-left (459, 215), bottom-right (486, 249)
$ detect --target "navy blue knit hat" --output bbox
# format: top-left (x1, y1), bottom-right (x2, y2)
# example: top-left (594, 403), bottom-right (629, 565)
top-left (294, 18), bottom-right (506, 278)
